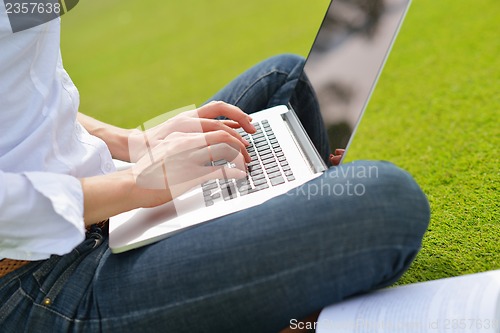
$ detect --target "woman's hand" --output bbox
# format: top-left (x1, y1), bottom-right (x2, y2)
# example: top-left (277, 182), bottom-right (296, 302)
top-left (128, 101), bottom-right (256, 163)
top-left (329, 149), bottom-right (346, 166)
top-left (128, 101), bottom-right (259, 208)
top-left (80, 101), bottom-right (258, 224)
top-left (131, 129), bottom-right (249, 208)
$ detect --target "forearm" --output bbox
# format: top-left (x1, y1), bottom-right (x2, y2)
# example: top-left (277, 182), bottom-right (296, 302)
top-left (80, 170), bottom-right (136, 225)
top-left (80, 170), bottom-right (173, 225)
top-left (77, 113), bottom-right (132, 161)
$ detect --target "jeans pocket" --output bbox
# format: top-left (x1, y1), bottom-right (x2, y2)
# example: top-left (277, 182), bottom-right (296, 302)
top-left (0, 281), bottom-right (25, 322)
top-left (34, 232), bottom-right (105, 306)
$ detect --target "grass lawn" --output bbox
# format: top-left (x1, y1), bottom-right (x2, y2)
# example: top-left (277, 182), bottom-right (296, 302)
top-left (61, 0), bottom-right (499, 284)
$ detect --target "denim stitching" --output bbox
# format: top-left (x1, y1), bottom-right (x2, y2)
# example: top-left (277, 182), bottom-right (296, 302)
top-left (31, 244), bottom-right (418, 328)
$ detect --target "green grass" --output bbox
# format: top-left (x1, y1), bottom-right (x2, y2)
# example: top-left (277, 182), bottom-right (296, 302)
top-left (61, 0), bottom-right (330, 126)
top-left (344, 0), bottom-right (500, 283)
top-left (61, 0), bottom-right (499, 284)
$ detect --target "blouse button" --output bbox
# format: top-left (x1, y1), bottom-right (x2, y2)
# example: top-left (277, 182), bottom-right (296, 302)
top-left (104, 162), bottom-right (114, 172)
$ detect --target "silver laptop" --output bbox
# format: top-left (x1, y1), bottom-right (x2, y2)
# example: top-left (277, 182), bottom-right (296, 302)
top-left (109, 0), bottom-right (412, 253)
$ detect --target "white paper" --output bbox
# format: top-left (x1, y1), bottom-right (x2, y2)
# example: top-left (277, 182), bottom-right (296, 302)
top-left (316, 270), bottom-right (500, 333)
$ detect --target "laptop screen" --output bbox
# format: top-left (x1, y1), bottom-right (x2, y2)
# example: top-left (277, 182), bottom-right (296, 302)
top-left (300, 0), bottom-right (411, 157)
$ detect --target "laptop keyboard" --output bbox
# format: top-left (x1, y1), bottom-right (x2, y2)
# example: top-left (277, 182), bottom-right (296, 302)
top-left (202, 120), bottom-right (296, 207)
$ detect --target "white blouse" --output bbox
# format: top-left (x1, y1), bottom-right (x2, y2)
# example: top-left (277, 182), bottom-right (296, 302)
top-left (0, 4), bottom-right (115, 260)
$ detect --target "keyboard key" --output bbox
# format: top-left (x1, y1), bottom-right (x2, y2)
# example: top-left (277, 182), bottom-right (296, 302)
top-left (248, 183), bottom-right (269, 193)
top-left (266, 166), bottom-right (280, 174)
top-left (202, 182), bottom-right (218, 191)
top-left (253, 178), bottom-right (268, 187)
top-left (259, 150), bottom-right (274, 159)
top-left (221, 184), bottom-right (237, 201)
top-left (237, 185), bottom-right (251, 195)
top-left (271, 176), bottom-right (285, 186)
top-left (247, 187), bottom-right (260, 194)
top-left (248, 160), bottom-right (260, 168)
top-left (250, 172), bottom-right (264, 181)
top-left (261, 155), bottom-right (275, 164)
top-left (205, 200), bottom-right (214, 207)
top-left (264, 162), bottom-right (278, 170)
top-left (235, 178), bottom-right (250, 186)
top-left (286, 175), bottom-right (296, 182)
top-left (251, 172), bottom-right (266, 181)
top-left (250, 169), bottom-right (265, 179)
top-left (267, 170), bottom-right (282, 179)
top-left (255, 183), bottom-right (269, 191)
top-left (249, 165), bottom-right (263, 175)
top-left (249, 163), bottom-right (262, 172)
top-left (284, 170), bottom-right (294, 177)
top-left (252, 136), bottom-right (267, 143)
top-left (282, 165), bottom-right (291, 172)
top-left (213, 159), bottom-right (228, 166)
top-left (219, 179), bottom-right (232, 186)
top-left (255, 141), bottom-right (269, 149)
top-left (257, 147), bottom-right (272, 155)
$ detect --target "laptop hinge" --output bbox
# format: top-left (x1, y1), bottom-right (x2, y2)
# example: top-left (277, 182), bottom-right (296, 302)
top-left (282, 104), bottom-right (328, 173)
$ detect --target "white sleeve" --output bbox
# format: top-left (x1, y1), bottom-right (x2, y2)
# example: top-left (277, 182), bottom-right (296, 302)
top-left (0, 170), bottom-right (85, 260)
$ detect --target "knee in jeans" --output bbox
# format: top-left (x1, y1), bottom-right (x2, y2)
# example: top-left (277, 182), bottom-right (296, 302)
top-left (265, 54), bottom-right (305, 75)
top-left (352, 162), bottom-right (429, 284)
top-left (363, 161), bottom-right (430, 234)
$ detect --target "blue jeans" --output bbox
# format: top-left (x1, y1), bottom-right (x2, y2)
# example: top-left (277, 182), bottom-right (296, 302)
top-left (0, 55), bottom-right (430, 332)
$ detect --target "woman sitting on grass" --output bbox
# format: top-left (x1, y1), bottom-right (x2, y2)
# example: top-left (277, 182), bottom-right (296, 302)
top-left (0, 10), bottom-right (430, 333)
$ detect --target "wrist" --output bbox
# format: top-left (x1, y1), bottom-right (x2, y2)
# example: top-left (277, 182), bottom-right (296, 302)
top-left (98, 126), bottom-right (133, 162)
top-left (81, 170), bottom-right (138, 225)
top-left (77, 113), bottom-right (133, 162)
top-left (126, 167), bottom-right (174, 209)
